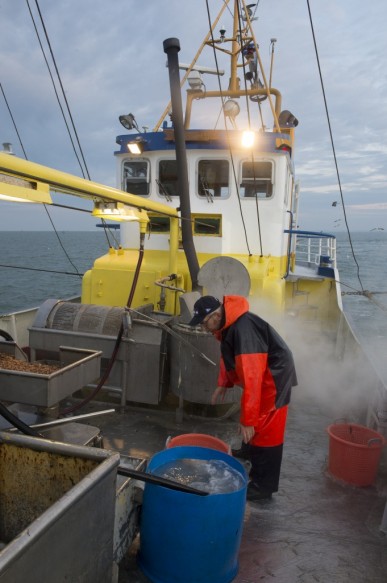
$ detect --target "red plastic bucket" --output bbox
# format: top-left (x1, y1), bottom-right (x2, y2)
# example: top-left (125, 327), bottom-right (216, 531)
top-left (166, 433), bottom-right (231, 454)
top-left (327, 423), bottom-right (385, 486)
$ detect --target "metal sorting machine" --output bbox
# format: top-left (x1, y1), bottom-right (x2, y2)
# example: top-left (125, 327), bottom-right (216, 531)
top-left (0, 325), bottom-right (147, 582)
top-left (28, 299), bottom-right (173, 405)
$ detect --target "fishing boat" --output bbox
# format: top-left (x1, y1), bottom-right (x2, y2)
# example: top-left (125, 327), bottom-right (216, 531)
top-left (0, 1), bottom-right (387, 581)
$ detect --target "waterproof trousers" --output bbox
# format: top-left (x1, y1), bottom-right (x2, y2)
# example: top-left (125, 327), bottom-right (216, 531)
top-left (241, 405), bottom-right (288, 492)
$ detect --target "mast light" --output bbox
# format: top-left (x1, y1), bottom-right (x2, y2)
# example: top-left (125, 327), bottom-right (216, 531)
top-left (242, 131), bottom-right (255, 148)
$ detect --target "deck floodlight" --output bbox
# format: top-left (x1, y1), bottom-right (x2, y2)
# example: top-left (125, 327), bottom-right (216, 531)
top-left (127, 137), bottom-right (147, 155)
top-left (92, 201), bottom-right (149, 224)
top-left (278, 110), bottom-right (299, 128)
top-left (119, 113), bottom-right (140, 131)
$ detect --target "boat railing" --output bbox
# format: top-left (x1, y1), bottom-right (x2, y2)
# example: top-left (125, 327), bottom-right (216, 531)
top-left (284, 229), bottom-right (337, 273)
top-left (0, 296), bottom-right (81, 347)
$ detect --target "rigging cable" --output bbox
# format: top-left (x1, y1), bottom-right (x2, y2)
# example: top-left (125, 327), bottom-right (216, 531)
top-left (306, 0), bottom-right (364, 293)
top-left (0, 264), bottom-right (83, 277)
top-left (205, 0), bottom-right (252, 256)
top-left (28, 0), bottom-right (122, 247)
top-left (237, 0), bottom-right (264, 256)
top-left (27, 0), bottom-right (91, 180)
top-left (0, 84), bottom-right (83, 276)
top-left (0, 84), bottom-right (28, 159)
top-left (25, 0), bottom-right (88, 180)
top-left (10, 2), bottom-right (114, 261)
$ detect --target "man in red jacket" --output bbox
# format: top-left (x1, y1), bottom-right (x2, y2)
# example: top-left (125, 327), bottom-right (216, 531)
top-left (189, 295), bottom-right (297, 502)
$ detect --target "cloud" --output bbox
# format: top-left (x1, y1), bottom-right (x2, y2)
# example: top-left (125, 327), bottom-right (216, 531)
top-left (1, 0), bottom-right (387, 233)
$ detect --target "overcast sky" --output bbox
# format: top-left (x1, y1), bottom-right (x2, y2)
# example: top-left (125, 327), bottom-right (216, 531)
top-left (0, 0), bottom-right (386, 232)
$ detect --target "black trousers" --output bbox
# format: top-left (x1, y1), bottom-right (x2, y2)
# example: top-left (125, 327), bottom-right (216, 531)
top-left (240, 442), bottom-right (284, 492)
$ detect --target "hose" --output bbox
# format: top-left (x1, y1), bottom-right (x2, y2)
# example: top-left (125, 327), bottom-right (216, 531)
top-left (59, 235), bottom-right (145, 416)
top-left (0, 401), bottom-right (44, 438)
top-left (0, 329), bottom-right (14, 342)
top-left (0, 330), bottom-right (44, 437)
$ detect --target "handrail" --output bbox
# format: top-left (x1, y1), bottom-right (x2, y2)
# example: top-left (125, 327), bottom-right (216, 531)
top-left (284, 229), bottom-right (337, 271)
top-left (284, 229), bottom-right (336, 239)
top-left (283, 211), bottom-right (294, 279)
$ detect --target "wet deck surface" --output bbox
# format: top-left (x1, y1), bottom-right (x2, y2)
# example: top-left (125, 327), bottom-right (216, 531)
top-left (84, 389), bottom-right (387, 583)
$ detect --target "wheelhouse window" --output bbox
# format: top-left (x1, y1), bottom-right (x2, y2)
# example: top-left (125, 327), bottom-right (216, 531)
top-left (123, 159), bottom-right (150, 196)
top-left (198, 160), bottom-right (229, 199)
top-left (239, 160), bottom-right (273, 198)
top-left (157, 160), bottom-right (179, 198)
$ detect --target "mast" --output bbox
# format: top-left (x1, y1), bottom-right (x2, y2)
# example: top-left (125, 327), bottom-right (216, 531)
top-left (182, 0), bottom-right (282, 129)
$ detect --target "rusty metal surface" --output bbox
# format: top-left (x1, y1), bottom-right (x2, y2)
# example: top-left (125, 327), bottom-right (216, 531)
top-left (0, 442), bottom-right (98, 540)
top-left (0, 432), bottom-right (119, 583)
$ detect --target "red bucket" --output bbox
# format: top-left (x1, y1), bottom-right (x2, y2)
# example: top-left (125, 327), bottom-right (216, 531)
top-left (327, 423), bottom-right (385, 486)
top-left (166, 433), bottom-right (231, 454)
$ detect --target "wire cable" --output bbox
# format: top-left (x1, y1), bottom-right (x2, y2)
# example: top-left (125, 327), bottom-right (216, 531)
top-left (0, 264), bottom-right (83, 277)
top-left (25, 0), bottom-right (88, 179)
top-left (29, 0), bottom-right (91, 180)
top-left (0, 83), bottom-right (28, 159)
top-left (205, 0), bottom-right (252, 255)
top-left (306, 0), bottom-right (364, 293)
top-left (237, 0), bottom-right (264, 256)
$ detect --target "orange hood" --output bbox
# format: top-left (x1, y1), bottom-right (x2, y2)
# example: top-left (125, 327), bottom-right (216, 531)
top-left (220, 295), bottom-right (249, 331)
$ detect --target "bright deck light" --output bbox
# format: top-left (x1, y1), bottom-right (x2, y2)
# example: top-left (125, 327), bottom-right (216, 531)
top-left (128, 142), bottom-right (142, 155)
top-left (92, 201), bottom-right (149, 223)
top-left (242, 131), bottom-right (255, 148)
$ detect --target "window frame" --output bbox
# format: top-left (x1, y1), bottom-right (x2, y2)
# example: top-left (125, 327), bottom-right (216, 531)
top-left (157, 158), bottom-right (179, 199)
top-left (196, 158), bottom-right (231, 200)
top-left (122, 158), bottom-right (151, 197)
top-left (239, 158), bottom-right (274, 200)
top-left (191, 213), bottom-right (222, 237)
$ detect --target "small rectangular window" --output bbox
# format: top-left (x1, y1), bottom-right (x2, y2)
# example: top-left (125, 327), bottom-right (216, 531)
top-left (158, 160), bottom-right (179, 198)
top-left (123, 160), bottom-right (150, 196)
top-left (240, 161), bottom-right (273, 198)
top-left (148, 214), bottom-right (170, 233)
top-left (192, 214), bottom-right (222, 236)
top-left (198, 160), bottom-right (229, 199)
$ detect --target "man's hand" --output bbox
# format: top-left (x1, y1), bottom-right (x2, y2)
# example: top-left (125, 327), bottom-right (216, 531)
top-left (239, 424), bottom-right (255, 444)
top-left (211, 386), bottom-right (228, 405)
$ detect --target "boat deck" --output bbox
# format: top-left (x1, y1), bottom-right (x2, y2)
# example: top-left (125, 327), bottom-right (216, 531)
top-left (78, 389), bottom-right (387, 583)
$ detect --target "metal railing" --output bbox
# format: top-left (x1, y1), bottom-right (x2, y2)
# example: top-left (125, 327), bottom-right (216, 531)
top-left (284, 229), bottom-right (337, 269)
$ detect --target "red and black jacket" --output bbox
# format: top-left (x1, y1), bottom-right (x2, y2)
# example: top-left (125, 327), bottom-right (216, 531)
top-left (216, 296), bottom-right (297, 428)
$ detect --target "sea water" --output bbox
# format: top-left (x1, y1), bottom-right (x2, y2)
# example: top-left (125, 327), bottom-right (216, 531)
top-left (1, 230), bottom-right (387, 349)
top-left (0, 231), bottom-right (108, 313)
top-left (153, 458), bottom-right (245, 493)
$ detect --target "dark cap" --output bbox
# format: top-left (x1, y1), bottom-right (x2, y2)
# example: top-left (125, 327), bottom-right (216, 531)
top-left (188, 296), bottom-right (221, 326)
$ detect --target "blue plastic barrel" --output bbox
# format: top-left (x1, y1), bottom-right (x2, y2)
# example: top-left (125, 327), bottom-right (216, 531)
top-left (137, 446), bottom-right (247, 583)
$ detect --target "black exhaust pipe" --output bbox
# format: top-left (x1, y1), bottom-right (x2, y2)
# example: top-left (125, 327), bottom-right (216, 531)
top-left (163, 37), bottom-right (201, 291)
